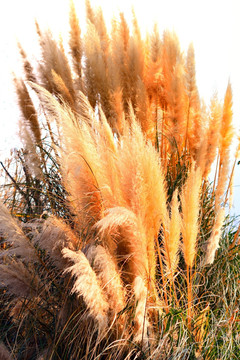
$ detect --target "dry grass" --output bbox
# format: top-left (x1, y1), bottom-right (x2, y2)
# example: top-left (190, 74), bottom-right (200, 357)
top-left (0, 1), bottom-right (239, 359)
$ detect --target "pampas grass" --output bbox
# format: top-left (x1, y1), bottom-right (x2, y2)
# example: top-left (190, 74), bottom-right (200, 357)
top-left (0, 1), bottom-right (239, 359)
top-left (85, 245), bottom-right (126, 320)
top-left (69, 0), bottom-right (82, 83)
top-left (62, 247), bottom-right (109, 331)
top-left (94, 207), bottom-right (149, 284)
top-left (34, 216), bottom-right (80, 268)
top-left (204, 207), bottom-right (225, 265)
top-left (163, 190), bottom-right (181, 279)
top-left (203, 94), bottom-right (222, 178)
top-left (215, 83), bottom-right (234, 211)
top-left (0, 258), bottom-right (40, 298)
top-left (14, 77), bottom-right (42, 147)
top-left (0, 201), bottom-right (37, 261)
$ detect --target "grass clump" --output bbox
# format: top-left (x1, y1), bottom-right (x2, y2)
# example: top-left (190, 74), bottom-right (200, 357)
top-left (0, 1), bottom-right (239, 359)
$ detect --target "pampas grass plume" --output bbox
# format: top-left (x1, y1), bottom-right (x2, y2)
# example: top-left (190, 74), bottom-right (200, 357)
top-left (164, 190), bottom-right (181, 277)
top-left (85, 245), bottom-right (126, 326)
top-left (133, 276), bottom-right (149, 344)
top-left (94, 207), bottom-right (149, 282)
top-left (204, 207), bottom-right (225, 265)
top-left (0, 201), bottom-right (37, 261)
top-left (62, 247), bottom-right (109, 330)
top-left (0, 259), bottom-right (40, 298)
top-left (69, 0), bottom-right (82, 80)
top-left (35, 217), bottom-right (80, 268)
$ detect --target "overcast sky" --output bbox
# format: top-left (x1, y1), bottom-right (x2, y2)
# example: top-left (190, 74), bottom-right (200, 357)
top-left (0, 0), bottom-right (239, 215)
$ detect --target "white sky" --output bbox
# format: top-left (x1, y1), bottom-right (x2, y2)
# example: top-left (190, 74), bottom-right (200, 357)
top-left (0, 0), bottom-right (240, 215)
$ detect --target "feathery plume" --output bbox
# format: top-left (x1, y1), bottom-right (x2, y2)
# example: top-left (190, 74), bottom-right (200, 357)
top-left (18, 118), bottom-right (43, 179)
top-left (203, 94), bottom-right (222, 178)
top-left (166, 61), bottom-right (186, 150)
top-left (36, 27), bottom-right (76, 103)
top-left (29, 84), bottom-right (104, 229)
top-left (204, 207), bottom-right (225, 265)
top-left (0, 201), bottom-right (37, 261)
top-left (215, 155), bottom-right (230, 211)
top-left (161, 30), bottom-right (181, 107)
top-left (98, 106), bottom-right (117, 153)
top-left (85, 245), bottom-right (126, 320)
top-left (126, 10), bottom-right (144, 109)
top-left (195, 102), bottom-right (209, 170)
top-left (35, 217), bottom-right (80, 268)
top-left (14, 78), bottom-right (42, 146)
top-left (18, 43), bottom-right (37, 83)
top-left (219, 82), bottom-right (233, 160)
top-left (150, 23), bottom-right (161, 63)
top-left (51, 70), bottom-right (75, 106)
top-left (135, 78), bottom-right (156, 144)
top-left (117, 116), bottom-right (168, 287)
top-left (133, 276), bottom-right (149, 345)
top-left (181, 165), bottom-right (202, 328)
top-left (111, 12), bottom-right (131, 112)
top-left (95, 7), bottom-right (109, 56)
top-left (109, 87), bottom-right (125, 134)
top-left (163, 190), bottom-right (181, 277)
top-left (62, 247), bottom-right (109, 330)
top-left (185, 43), bottom-right (200, 152)
top-left (119, 116), bottom-right (168, 231)
top-left (69, 0), bottom-right (82, 81)
top-left (85, 0), bottom-right (96, 25)
top-left (94, 207), bottom-right (149, 282)
top-left (215, 82), bottom-right (234, 210)
top-left (185, 43), bottom-right (199, 108)
top-left (144, 24), bottom-right (162, 101)
top-left (84, 21), bottom-right (111, 116)
top-left (0, 259), bottom-right (40, 298)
